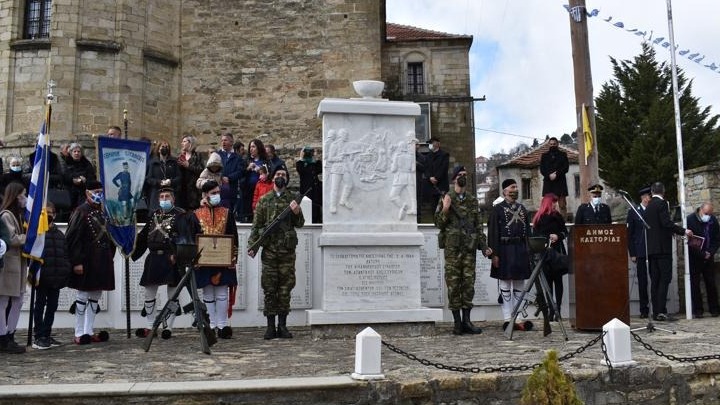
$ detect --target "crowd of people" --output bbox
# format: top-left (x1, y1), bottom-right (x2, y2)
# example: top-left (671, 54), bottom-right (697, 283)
top-left (435, 136), bottom-right (718, 335)
top-left (0, 128), bottom-right (316, 353)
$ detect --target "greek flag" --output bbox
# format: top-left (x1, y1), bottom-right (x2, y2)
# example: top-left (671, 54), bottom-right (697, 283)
top-left (23, 110), bottom-right (51, 272)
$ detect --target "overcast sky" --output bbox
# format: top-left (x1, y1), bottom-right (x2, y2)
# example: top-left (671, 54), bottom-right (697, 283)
top-left (386, 0), bottom-right (720, 158)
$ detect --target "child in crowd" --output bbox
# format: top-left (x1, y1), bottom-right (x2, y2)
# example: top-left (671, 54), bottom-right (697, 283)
top-left (32, 202), bottom-right (72, 350)
top-left (252, 164), bottom-right (274, 211)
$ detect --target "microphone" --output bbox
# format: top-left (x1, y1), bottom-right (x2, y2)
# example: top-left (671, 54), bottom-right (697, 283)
top-left (617, 189), bottom-right (631, 196)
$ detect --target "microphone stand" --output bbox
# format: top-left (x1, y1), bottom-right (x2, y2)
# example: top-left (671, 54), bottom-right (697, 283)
top-left (618, 191), bottom-right (675, 335)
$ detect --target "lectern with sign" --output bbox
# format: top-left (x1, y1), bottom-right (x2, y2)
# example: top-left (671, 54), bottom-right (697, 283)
top-left (569, 224), bottom-right (629, 329)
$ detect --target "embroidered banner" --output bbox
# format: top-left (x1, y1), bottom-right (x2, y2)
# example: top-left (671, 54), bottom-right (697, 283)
top-left (96, 137), bottom-right (151, 257)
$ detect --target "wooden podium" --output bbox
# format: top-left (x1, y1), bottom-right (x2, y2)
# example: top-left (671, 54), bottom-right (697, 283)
top-left (569, 224), bottom-right (629, 330)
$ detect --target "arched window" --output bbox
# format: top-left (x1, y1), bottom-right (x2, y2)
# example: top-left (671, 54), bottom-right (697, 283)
top-left (404, 52), bottom-right (427, 95)
top-left (24, 0), bottom-right (52, 39)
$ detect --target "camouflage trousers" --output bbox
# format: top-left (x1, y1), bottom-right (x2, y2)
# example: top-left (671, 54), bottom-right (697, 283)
top-left (443, 248), bottom-right (478, 310)
top-left (260, 248), bottom-right (297, 316)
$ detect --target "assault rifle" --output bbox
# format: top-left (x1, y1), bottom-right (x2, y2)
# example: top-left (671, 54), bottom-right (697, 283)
top-left (247, 188), bottom-right (311, 254)
top-left (143, 247), bottom-right (218, 354)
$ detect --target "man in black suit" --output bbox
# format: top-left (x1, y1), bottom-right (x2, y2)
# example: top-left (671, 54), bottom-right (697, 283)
top-left (627, 186), bottom-right (652, 318)
top-left (420, 137), bottom-right (449, 222)
top-left (574, 184), bottom-right (612, 225)
top-left (540, 137), bottom-right (570, 217)
top-left (643, 182), bottom-right (693, 321)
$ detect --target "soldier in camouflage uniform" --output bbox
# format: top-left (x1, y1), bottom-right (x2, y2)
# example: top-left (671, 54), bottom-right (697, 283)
top-left (248, 164), bottom-right (304, 340)
top-left (435, 166), bottom-right (492, 335)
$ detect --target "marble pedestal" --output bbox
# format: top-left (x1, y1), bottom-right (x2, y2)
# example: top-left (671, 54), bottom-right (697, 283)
top-left (306, 233), bottom-right (442, 326)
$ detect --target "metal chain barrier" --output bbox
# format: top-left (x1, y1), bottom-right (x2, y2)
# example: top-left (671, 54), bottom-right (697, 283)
top-left (631, 331), bottom-right (720, 362)
top-left (381, 331), bottom-right (608, 374)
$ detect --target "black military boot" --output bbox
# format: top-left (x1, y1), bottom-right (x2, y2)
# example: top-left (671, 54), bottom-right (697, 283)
top-left (2, 333), bottom-right (26, 354)
top-left (277, 313), bottom-right (293, 339)
top-left (451, 310), bottom-right (463, 335)
top-left (461, 308), bottom-right (482, 334)
top-left (264, 315), bottom-right (277, 340)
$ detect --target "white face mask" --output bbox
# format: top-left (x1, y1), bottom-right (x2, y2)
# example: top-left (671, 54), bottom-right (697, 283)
top-left (701, 214), bottom-right (711, 223)
top-left (591, 197), bottom-right (601, 206)
top-left (428, 144), bottom-right (435, 152)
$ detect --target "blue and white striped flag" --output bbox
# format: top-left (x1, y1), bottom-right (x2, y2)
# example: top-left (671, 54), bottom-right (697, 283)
top-left (23, 111), bottom-right (50, 271)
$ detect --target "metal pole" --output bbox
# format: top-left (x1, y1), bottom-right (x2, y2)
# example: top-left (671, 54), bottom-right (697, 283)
top-left (665, 0), bottom-right (692, 319)
top-left (124, 108), bottom-right (132, 338)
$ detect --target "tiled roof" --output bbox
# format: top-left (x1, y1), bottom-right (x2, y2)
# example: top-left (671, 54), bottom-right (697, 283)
top-left (386, 23), bottom-right (472, 42)
top-left (497, 141), bottom-right (579, 168)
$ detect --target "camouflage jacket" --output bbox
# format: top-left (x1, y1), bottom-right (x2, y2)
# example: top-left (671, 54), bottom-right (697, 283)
top-left (248, 190), bottom-right (305, 251)
top-left (434, 190), bottom-right (487, 251)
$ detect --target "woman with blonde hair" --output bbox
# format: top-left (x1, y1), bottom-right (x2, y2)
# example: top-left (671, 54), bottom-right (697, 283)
top-left (177, 134), bottom-right (204, 210)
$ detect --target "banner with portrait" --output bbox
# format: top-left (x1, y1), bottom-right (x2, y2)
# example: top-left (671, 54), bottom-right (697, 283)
top-left (97, 137), bottom-right (151, 257)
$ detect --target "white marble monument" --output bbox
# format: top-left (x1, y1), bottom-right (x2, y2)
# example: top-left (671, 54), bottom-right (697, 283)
top-left (307, 80), bottom-right (443, 325)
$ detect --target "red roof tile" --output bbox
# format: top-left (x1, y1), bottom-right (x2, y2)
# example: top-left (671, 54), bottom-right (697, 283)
top-left (497, 141), bottom-right (579, 169)
top-left (386, 23), bottom-right (472, 42)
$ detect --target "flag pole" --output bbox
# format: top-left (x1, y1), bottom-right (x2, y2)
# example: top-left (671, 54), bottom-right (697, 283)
top-left (26, 80), bottom-right (55, 347)
top-left (665, 0), bottom-right (691, 319)
top-left (123, 108), bottom-right (131, 339)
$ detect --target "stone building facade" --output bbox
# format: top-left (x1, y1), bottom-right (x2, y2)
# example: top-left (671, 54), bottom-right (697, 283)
top-left (382, 23), bottom-right (475, 182)
top-left (0, 1), bottom-right (474, 178)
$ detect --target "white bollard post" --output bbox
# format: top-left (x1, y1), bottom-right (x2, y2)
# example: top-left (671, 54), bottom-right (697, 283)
top-left (351, 327), bottom-right (386, 380)
top-left (602, 318), bottom-right (636, 367)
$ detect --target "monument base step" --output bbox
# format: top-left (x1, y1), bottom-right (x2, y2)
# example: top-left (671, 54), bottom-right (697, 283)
top-left (307, 308), bottom-right (443, 338)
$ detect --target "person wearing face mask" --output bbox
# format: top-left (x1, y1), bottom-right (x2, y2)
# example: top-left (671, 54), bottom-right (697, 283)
top-left (252, 164), bottom-right (274, 211)
top-left (686, 202), bottom-right (720, 318)
top-left (574, 184), bottom-right (612, 225)
top-left (539, 137), bottom-right (570, 218)
top-left (420, 137), bottom-right (449, 223)
top-left (31, 202), bottom-right (72, 350)
top-left (145, 140), bottom-right (181, 213)
top-left (435, 166), bottom-right (492, 335)
top-left (66, 180), bottom-right (116, 345)
top-left (0, 183), bottom-right (28, 353)
top-left (1, 156), bottom-right (29, 197)
top-left (248, 165), bottom-right (304, 340)
top-left (487, 179), bottom-right (534, 332)
top-left (190, 180), bottom-right (238, 339)
top-left (131, 186), bottom-right (187, 339)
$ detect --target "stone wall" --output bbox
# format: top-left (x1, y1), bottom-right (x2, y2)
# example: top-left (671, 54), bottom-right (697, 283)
top-left (0, 0), bottom-right (384, 165)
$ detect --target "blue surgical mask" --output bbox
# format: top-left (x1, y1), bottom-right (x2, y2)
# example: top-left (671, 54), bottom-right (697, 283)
top-left (701, 214), bottom-right (711, 223)
top-left (10, 166), bottom-right (21, 173)
top-left (209, 194), bottom-right (221, 206)
top-left (90, 192), bottom-right (103, 204)
top-left (591, 197), bottom-right (601, 206)
top-left (159, 200), bottom-right (173, 211)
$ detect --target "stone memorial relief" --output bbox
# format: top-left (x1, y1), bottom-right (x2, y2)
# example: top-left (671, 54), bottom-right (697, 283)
top-left (323, 124), bottom-right (417, 227)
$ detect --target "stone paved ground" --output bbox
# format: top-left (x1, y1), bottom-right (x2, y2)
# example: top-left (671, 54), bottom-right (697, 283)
top-left (2, 316), bottom-right (720, 386)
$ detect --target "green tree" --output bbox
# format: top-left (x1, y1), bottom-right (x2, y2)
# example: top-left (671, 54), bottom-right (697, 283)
top-left (595, 42), bottom-right (720, 204)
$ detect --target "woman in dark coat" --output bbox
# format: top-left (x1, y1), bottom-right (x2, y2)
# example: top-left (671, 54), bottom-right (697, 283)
top-left (62, 143), bottom-right (97, 211)
top-left (532, 193), bottom-right (568, 321)
top-left (176, 135), bottom-right (204, 210)
top-left (144, 139), bottom-right (182, 213)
